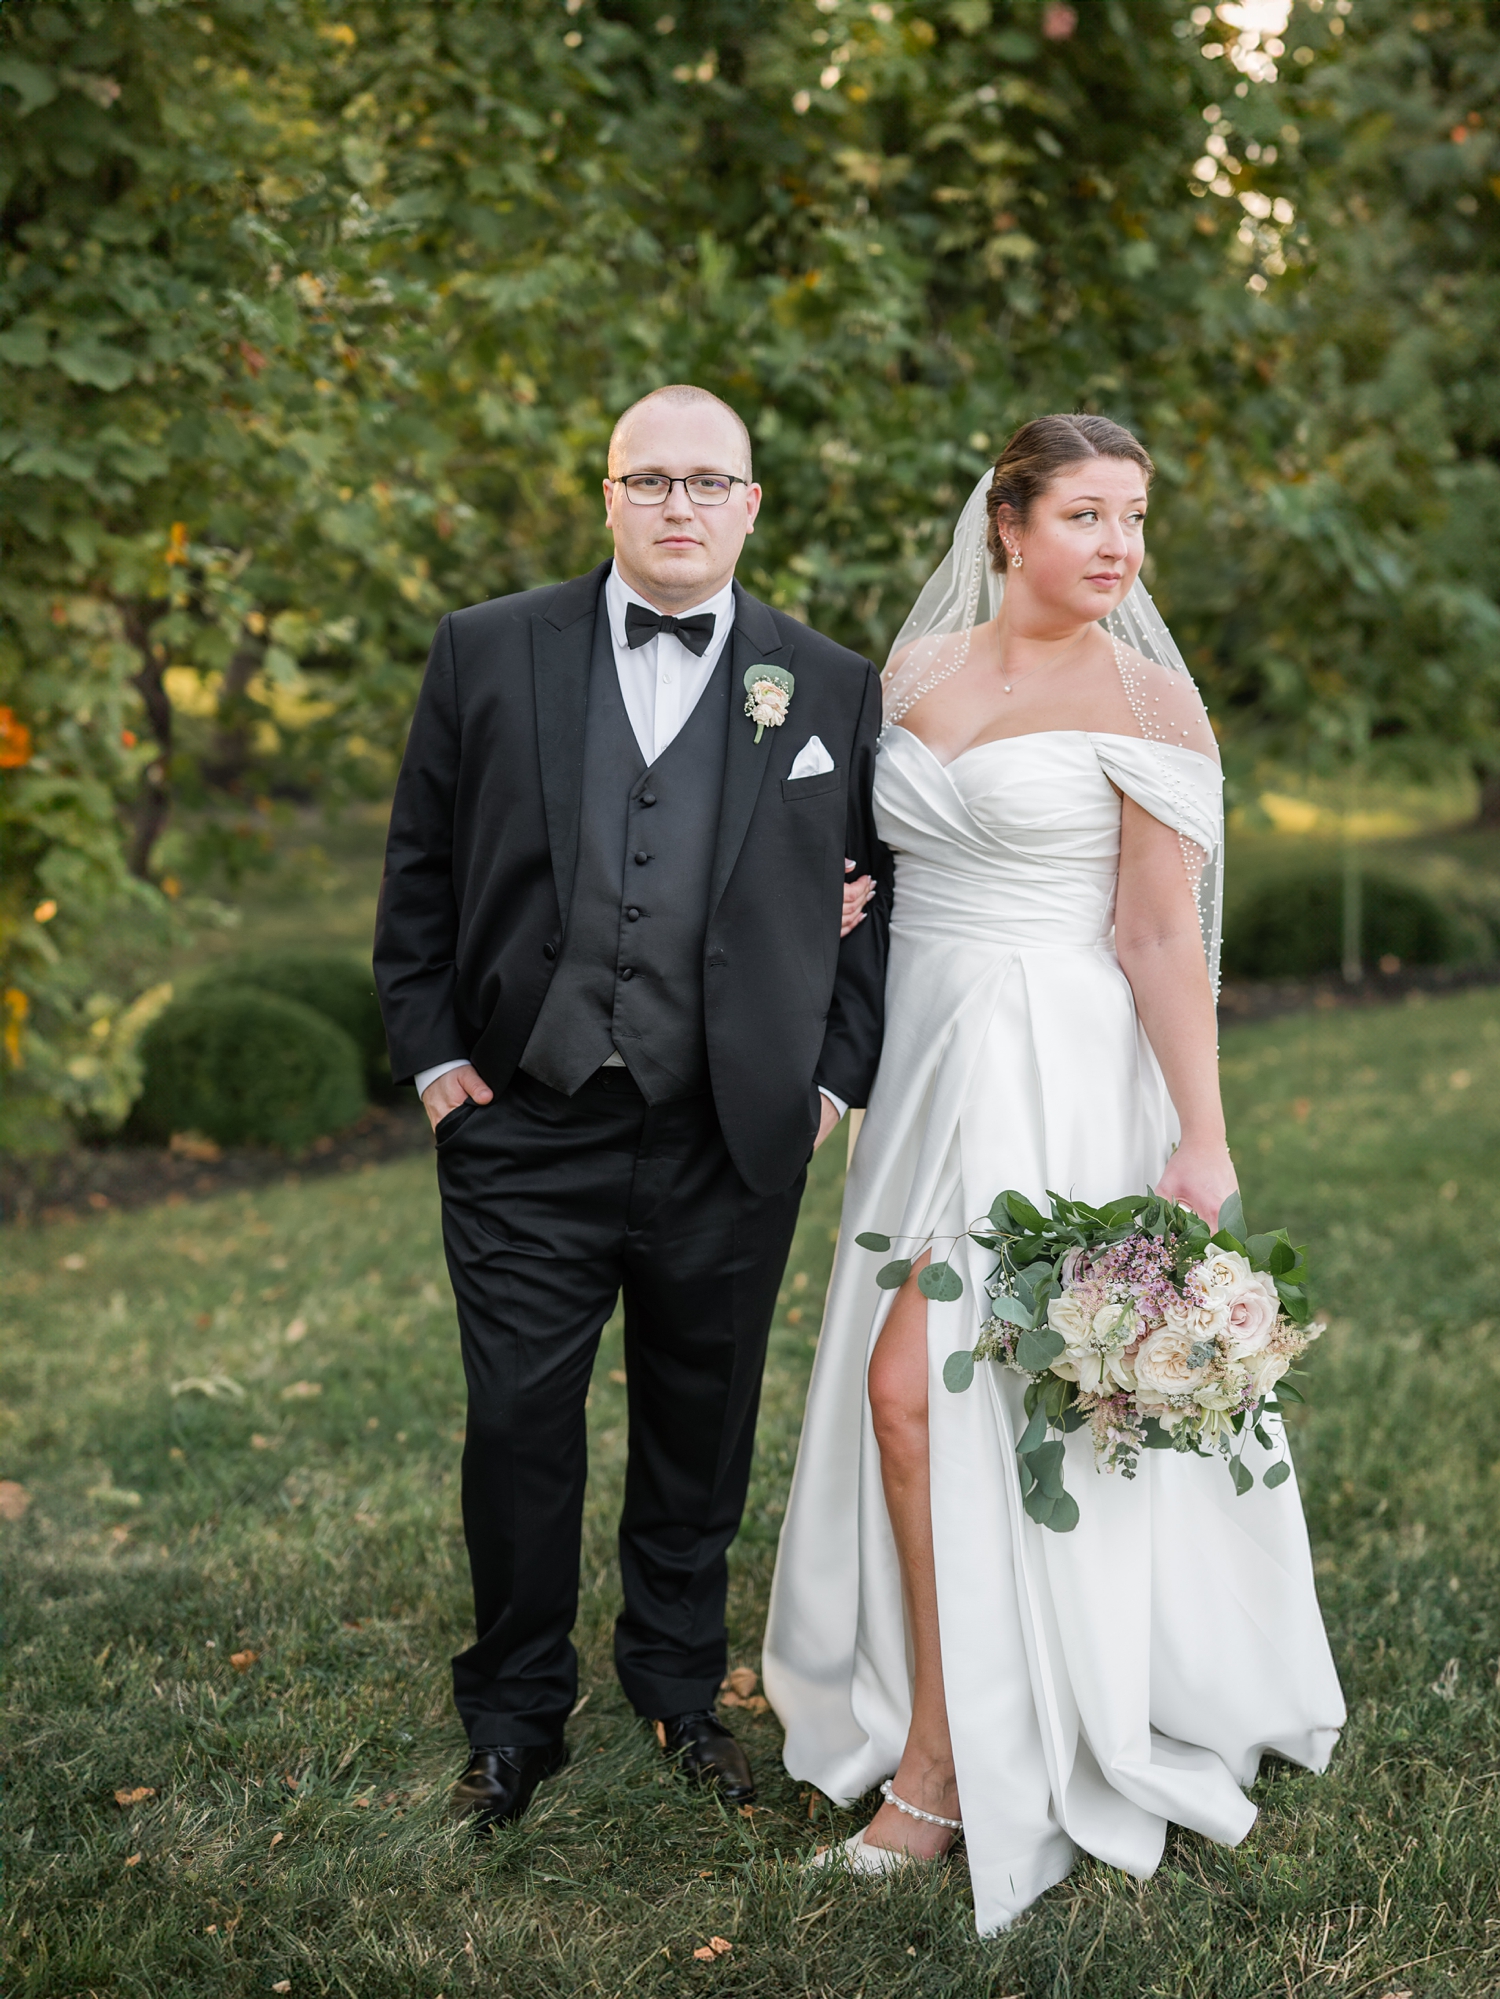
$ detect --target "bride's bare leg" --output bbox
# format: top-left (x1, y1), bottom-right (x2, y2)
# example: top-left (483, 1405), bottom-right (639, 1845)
top-left (862, 1256), bottom-right (960, 1856)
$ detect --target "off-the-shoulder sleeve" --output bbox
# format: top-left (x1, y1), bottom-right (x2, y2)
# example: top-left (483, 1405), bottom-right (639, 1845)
top-left (1087, 735), bottom-right (1222, 858)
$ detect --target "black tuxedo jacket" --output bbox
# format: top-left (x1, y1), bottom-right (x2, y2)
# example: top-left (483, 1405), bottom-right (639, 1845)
top-left (373, 563), bottom-right (891, 1194)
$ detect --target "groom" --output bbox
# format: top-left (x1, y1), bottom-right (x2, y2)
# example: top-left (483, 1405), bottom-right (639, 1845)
top-left (373, 384), bottom-right (888, 1827)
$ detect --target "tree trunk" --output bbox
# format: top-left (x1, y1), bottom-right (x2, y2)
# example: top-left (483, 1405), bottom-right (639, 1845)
top-left (119, 599), bottom-right (172, 880)
top-left (1476, 760), bottom-right (1500, 829)
top-left (199, 634), bottom-right (266, 792)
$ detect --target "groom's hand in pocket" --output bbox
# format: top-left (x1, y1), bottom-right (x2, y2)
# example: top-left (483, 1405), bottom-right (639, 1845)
top-left (421, 1063), bottom-right (493, 1132)
top-left (813, 1093), bottom-right (843, 1152)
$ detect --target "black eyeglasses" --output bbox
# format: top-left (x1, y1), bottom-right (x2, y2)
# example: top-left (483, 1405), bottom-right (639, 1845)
top-left (614, 473), bottom-right (748, 507)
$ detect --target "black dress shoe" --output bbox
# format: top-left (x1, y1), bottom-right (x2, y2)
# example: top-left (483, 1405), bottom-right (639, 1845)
top-left (451, 1740), bottom-right (567, 1830)
top-left (658, 1709), bottom-right (756, 1804)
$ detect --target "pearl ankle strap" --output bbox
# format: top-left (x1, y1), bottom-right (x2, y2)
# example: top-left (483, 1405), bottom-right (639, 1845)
top-left (879, 1778), bottom-right (962, 1830)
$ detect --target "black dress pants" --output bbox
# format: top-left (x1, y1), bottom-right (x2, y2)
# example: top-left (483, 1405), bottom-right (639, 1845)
top-left (435, 1067), bottom-right (806, 1747)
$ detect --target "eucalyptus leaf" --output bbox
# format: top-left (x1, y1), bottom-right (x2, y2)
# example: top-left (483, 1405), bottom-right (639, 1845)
top-left (1028, 1440), bottom-right (1066, 1498)
top-left (1015, 1325), bottom-right (1066, 1372)
top-left (1023, 1486), bottom-right (1057, 1526)
top-left (854, 1231), bottom-right (892, 1253)
top-left (918, 1260), bottom-right (964, 1303)
top-left (1141, 1417), bottom-right (1175, 1450)
top-left (1047, 1489), bottom-right (1080, 1533)
top-left (942, 1347), bottom-right (975, 1394)
top-left (988, 1294), bottom-right (1034, 1329)
top-left (1017, 1405), bottom-right (1048, 1456)
top-left (875, 1258), bottom-right (912, 1290)
top-left (1263, 1460), bottom-right (1292, 1489)
top-left (1229, 1456), bottom-right (1254, 1496)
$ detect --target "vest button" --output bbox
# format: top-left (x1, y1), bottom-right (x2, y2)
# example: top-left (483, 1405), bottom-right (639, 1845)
top-left (620, 966), bottom-right (634, 982)
top-left (641, 792), bottom-right (656, 806)
top-left (626, 906), bottom-right (640, 921)
top-left (634, 851), bottom-right (649, 865)
top-left (542, 942), bottom-right (557, 961)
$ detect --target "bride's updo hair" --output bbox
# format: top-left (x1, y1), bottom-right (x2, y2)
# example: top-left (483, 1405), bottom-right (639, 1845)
top-left (985, 414), bottom-right (1154, 572)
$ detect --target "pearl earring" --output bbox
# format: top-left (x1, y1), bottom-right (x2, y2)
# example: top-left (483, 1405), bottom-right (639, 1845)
top-left (1010, 549), bottom-right (1023, 570)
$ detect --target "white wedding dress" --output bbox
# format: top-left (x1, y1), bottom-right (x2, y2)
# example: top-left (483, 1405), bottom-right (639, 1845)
top-left (763, 723), bottom-right (1345, 1936)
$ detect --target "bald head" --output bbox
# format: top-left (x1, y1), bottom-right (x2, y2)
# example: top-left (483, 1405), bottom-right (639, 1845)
top-left (608, 384), bottom-right (753, 481)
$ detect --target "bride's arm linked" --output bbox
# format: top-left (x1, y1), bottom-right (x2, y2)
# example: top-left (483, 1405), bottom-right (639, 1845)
top-left (1113, 794), bottom-right (1237, 1229)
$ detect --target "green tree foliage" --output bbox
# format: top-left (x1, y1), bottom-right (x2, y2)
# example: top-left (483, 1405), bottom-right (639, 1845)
top-left (4, 0), bottom-right (1500, 1148)
top-left (1165, 0), bottom-right (1500, 802)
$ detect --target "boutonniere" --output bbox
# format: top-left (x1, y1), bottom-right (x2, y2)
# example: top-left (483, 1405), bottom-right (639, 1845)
top-left (744, 665), bottom-right (795, 744)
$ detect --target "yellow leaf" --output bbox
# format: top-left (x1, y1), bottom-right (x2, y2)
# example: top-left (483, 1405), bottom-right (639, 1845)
top-left (114, 1786), bottom-right (156, 1806)
top-left (124, 1851), bottom-right (142, 1866)
top-left (230, 1649), bottom-right (259, 1672)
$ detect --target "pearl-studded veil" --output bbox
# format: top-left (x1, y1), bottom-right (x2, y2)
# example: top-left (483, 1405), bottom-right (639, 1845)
top-left (880, 469), bottom-right (1225, 993)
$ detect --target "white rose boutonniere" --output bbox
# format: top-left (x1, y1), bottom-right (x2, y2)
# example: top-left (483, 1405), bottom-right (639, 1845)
top-left (744, 664), bottom-right (795, 744)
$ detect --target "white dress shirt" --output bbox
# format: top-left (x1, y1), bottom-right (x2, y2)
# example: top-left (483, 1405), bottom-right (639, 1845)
top-left (416, 562), bottom-right (845, 1121)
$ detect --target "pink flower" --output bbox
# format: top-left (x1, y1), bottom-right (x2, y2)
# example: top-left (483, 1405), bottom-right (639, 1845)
top-left (1223, 1271), bottom-right (1280, 1357)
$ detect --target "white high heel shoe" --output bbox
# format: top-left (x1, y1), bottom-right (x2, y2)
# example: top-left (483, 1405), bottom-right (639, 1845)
top-left (808, 1779), bottom-right (962, 1874)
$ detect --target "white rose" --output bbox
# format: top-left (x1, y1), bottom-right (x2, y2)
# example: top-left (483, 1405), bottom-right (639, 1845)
top-left (1244, 1346), bottom-right (1290, 1396)
top-left (1222, 1269), bottom-right (1280, 1357)
top-left (1194, 1247), bottom-right (1255, 1307)
top-left (1133, 1313), bottom-right (1217, 1399)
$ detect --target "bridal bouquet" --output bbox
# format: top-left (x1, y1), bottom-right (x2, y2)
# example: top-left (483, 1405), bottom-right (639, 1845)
top-left (857, 1189), bottom-right (1320, 1534)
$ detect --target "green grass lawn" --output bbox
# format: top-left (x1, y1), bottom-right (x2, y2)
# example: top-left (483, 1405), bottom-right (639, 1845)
top-left (6, 989), bottom-right (1500, 1997)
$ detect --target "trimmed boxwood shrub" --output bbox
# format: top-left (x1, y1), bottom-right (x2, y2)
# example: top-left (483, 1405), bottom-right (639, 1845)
top-left (196, 953), bottom-right (390, 1095)
top-left (132, 990), bottom-right (365, 1150)
top-left (1222, 871), bottom-right (1463, 981)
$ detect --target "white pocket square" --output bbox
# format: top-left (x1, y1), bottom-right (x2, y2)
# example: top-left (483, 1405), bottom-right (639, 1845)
top-left (788, 734), bottom-right (835, 779)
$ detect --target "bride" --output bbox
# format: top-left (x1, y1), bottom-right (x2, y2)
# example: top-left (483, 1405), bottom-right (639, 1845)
top-left (763, 415), bottom-right (1344, 1935)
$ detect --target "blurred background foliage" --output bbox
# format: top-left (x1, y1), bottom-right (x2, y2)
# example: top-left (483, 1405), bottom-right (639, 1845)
top-left (2, 0), bottom-right (1499, 1148)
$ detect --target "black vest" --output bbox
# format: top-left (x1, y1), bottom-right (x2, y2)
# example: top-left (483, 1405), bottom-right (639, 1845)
top-left (519, 600), bottom-right (730, 1102)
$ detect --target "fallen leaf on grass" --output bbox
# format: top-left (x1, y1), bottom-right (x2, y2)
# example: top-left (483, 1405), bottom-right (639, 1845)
top-left (284, 1317), bottom-right (308, 1344)
top-left (272, 1983), bottom-right (292, 1994)
top-left (87, 1484), bottom-right (142, 1507)
top-left (171, 1375), bottom-right (244, 1401)
top-left (110, 1525), bottom-right (131, 1544)
top-left (269, 1831), bottom-right (284, 1852)
top-left (721, 1667), bottom-right (758, 1698)
top-left (229, 1649), bottom-right (259, 1671)
top-left (169, 1130), bottom-right (222, 1162)
top-left (351, 1796), bottom-right (373, 1808)
top-left (0, 1481), bottom-right (31, 1521)
top-left (806, 1790), bottom-right (823, 1820)
top-left (280, 1380), bottom-right (321, 1400)
top-left (692, 1938), bottom-right (733, 1961)
top-left (608, 1368), bottom-right (627, 1385)
top-left (114, 1787), bottom-right (156, 1807)
top-left (124, 1852), bottom-right (142, 1867)
top-left (250, 1434), bottom-right (276, 1451)
top-left (655, 1721), bottom-right (667, 1748)
top-left (61, 1253), bottom-right (87, 1271)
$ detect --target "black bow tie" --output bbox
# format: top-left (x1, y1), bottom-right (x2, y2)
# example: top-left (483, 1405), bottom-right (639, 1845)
top-left (623, 603), bottom-right (717, 657)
